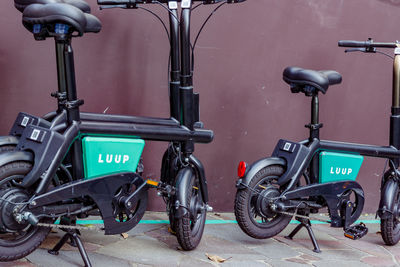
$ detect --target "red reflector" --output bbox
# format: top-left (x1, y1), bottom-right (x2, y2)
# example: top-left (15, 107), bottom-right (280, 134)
top-left (238, 161), bottom-right (247, 178)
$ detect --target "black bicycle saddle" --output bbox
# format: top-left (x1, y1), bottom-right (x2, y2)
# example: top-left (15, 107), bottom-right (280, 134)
top-left (22, 3), bottom-right (101, 36)
top-left (15, 0), bottom-right (91, 13)
top-left (283, 66), bottom-right (342, 95)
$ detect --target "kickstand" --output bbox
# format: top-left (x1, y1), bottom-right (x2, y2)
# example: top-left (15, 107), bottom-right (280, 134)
top-left (48, 229), bottom-right (92, 267)
top-left (285, 217), bottom-right (321, 253)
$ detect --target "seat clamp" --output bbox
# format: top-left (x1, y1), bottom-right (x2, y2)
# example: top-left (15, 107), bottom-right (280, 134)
top-left (305, 123), bottom-right (323, 130)
top-left (64, 99), bottom-right (84, 109)
top-left (51, 92), bottom-right (67, 101)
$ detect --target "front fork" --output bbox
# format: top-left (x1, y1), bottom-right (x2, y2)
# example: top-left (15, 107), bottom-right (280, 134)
top-left (378, 164), bottom-right (400, 219)
top-left (160, 143), bottom-right (210, 218)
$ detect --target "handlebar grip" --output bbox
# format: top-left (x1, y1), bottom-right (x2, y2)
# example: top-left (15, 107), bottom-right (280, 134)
top-left (338, 40), bottom-right (368, 47)
top-left (339, 40), bottom-right (397, 48)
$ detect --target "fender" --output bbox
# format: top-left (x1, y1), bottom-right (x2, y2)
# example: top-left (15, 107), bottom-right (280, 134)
top-left (9, 112), bottom-right (51, 137)
top-left (17, 124), bottom-right (66, 189)
top-left (378, 178), bottom-right (399, 219)
top-left (174, 167), bottom-right (195, 218)
top-left (236, 157), bottom-right (286, 190)
top-left (189, 155), bottom-right (208, 203)
top-left (0, 136), bottom-right (19, 148)
top-left (0, 151), bottom-right (33, 167)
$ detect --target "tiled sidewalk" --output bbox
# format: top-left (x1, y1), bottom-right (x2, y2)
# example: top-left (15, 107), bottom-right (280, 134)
top-left (4, 212), bottom-right (400, 267)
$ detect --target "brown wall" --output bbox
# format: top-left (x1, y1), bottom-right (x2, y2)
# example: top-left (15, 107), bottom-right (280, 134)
top-left (0, 0), bottom-right (399, 212)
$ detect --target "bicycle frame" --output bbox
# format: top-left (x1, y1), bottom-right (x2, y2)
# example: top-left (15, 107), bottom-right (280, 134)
top-left (276, 45), bottom-right (400, 192)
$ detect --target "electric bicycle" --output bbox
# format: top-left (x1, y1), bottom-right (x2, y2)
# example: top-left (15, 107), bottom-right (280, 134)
top-left (0, 0), bottom-right (244, 265)
top-left (234, 39), bottom-right (400, 253)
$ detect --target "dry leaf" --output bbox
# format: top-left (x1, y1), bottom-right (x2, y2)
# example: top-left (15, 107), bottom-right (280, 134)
top-left (168, 227), bottom-right (176, 235)
top-left (121, 233), bottom-right (129, 239)
top-left (205, 253), bottom-right (231, 263)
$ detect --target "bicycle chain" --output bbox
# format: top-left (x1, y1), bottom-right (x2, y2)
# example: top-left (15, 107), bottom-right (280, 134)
top-left (36, 222), bottom-right (104, 231)
top-left (36, 213), bottom-right (328, 230)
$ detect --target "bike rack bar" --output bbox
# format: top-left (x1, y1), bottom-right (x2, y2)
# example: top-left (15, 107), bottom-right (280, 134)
top-left (80, 112), bottom-right (180, 126)
top-left (79, 120), bottom-right (213, 143)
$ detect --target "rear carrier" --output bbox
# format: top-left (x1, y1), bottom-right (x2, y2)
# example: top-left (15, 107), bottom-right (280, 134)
top-left (319, 151), bottom-right (363, 183)
top-left (82, 136), bottom-right (145, 179)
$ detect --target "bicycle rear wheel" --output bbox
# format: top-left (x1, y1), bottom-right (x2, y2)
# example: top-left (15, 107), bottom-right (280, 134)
top-left (234, 165), bottom-right (292, 239)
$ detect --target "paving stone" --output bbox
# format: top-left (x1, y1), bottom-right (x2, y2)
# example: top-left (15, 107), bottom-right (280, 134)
top-left (361, 256), bottom-right (398, 267)
top-left (203, 224), bottom-right (263, 244)
top-left (0, 259), bottom-right (36, 267)
top-left (313, 260), bottom-right (371, 267)
top-left (95, 235), bottom-right (186, 266)
top-left (79, 229), bottom-right (124, 246)
top-left (275, 236), bottom-right (347, 252)
top-left (333, 238), bottom-right (394, 259)
top-left (295, 247), bottom-right (369, 261)
top-left (143, 224), bottom-right (181, 249)
top-left (26, 248), bottom-right (133, 267)
top-left (127, 224), bottom-right (168, 236)
top-left (285, 257), bottom-right (309, 265)
top-left (267, 259), bottom-right (309, 267)
top-left (247, 238), bottom-right (300, 260)
top-left (38, 233), bottom-right (101, 252)
top-left (179, 235), bottom-right (268, 262)
top-left (298, 253), bottom-right (320, 262)
top-left (221, 260), bottom-right (271, 267)
top-left (283, 253), bottom-right (321, 265)
top-left (176, 255), bottom-right (214, 267)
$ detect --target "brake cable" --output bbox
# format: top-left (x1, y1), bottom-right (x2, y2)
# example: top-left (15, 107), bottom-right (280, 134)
top-left (191, 1), bottom-right (227, 72)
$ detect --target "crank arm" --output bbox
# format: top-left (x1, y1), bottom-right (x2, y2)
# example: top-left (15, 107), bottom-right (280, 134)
top-left (119, 180), bottom-right (149, 209)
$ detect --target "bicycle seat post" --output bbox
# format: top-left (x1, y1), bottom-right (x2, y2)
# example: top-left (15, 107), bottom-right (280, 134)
top-left (308, 93), bottom-right (321, 183)
top-left (55, 40), bottom-right (67, 113)
top-left (309, 94), bottom-right (321, 141)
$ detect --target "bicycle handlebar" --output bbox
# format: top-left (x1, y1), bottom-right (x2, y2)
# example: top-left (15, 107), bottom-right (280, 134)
top-left (97, 0), bottom-right (245, 6)
top-left (338, 39), bottom-right (397, 49)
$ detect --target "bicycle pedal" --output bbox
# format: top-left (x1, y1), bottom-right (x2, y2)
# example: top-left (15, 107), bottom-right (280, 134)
top-left (344, 222), bottom-right (368, 240)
